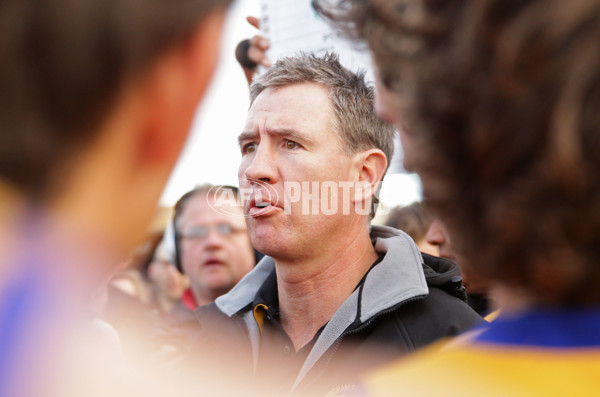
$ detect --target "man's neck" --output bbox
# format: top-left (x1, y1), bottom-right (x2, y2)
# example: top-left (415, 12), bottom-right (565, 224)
top-left (274, 227), bottom-right (378, 351)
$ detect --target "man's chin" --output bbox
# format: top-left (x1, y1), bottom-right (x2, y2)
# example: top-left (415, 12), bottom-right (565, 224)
top-left (249, 235), bottom-right (281, 257)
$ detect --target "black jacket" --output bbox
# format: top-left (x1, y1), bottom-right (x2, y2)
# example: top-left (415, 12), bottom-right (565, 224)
top-left (193, 226), bottom-right (483, 396)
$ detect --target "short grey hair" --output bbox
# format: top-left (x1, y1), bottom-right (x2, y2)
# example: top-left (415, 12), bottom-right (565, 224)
top-left (249, 53), bottom-right (395, 170)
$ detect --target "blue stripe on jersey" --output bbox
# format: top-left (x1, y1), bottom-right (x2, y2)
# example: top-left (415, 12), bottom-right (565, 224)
top-left (475, 308), bottom-right (600, 348)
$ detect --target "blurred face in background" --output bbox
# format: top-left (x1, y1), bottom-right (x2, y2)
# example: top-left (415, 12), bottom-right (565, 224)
top-left (148, 259), bottom-right (187, 301)
top-left (178, 193), bottom-right (255, 302)
top-left (425, 219), bottom-right (457, 262)
top-left (413, 236), bottom-right (438, 257)
top-left (425, 218), bottom-right (489, 295)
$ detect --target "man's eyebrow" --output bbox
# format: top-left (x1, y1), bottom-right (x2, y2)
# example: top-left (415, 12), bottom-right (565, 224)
top-left (237, 131), bottom-right (257, 147)
top-left (238, 128), bottom-right (315, 147)
top-left (269, 128), bottom-right (315, 146)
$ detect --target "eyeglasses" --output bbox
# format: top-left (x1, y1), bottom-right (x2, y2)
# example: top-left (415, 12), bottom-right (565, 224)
top-left (179, 223), bottom-right (245, 240)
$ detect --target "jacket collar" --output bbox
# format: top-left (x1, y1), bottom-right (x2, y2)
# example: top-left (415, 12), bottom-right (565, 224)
top-left (293, 225), bottom-right (428, 391)
top-left (215, 225), bottom-right (428, 320)
top-left (214, 255), bottom-right (275, 317)
top-left (214, 225), bottom-right (429, 392)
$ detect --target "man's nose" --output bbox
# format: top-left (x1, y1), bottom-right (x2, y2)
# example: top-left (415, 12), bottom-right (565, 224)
top-left (240, 142), bottom-right (278, 185)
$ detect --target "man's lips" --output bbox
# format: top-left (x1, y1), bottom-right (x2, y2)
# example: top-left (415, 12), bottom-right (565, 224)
top-left (247, 197), bottom-right (280, 217)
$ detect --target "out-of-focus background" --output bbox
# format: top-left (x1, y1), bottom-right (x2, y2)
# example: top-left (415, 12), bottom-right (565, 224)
top-left (158, 0), bottom-right (422, 219)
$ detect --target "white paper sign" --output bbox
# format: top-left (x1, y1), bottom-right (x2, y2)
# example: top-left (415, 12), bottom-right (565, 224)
top-left (259, 0), bottom-right (374, 82)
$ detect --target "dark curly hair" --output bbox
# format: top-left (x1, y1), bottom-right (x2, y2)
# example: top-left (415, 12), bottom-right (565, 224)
top-left (317, 0), bottom-right (600, 305)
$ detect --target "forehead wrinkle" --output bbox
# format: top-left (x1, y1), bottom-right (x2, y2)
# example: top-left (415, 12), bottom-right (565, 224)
top-left (238, 114), bottom-right (270, 146)
top-left (265, 126), bottom-right (316, 146)
top-left (242, 86), bottom-right (334, 147)
top-left (238, 125), bottom-right (317, 148)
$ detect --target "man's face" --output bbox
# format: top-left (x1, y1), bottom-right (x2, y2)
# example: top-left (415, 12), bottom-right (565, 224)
top-left (238, 83), bottom-right (357, 260)
top-left (178, 194), bottom-right (254, 301)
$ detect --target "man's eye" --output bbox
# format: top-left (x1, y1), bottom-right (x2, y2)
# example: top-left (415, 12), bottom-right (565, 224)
top-left (242, 142), bottom-right (257, 154)
top-left (285, 140), bottom-right (300, 150)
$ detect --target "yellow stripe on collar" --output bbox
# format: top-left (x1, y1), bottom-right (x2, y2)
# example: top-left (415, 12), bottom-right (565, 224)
top-left (253, 304), bottom-right (268, 335)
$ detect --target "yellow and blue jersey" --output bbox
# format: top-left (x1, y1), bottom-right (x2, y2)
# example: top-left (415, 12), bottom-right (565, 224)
top-left (358, 308), bottom-right (600, 396)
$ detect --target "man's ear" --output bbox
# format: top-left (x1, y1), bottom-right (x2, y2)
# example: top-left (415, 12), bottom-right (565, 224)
top-left (352, 149), bottom-right (388, 204)
top-left (137, 10), bottom-right (226, 167)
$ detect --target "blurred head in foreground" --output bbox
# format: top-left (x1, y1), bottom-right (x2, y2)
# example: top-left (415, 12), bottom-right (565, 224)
top-left (318, 0), bottom-right (600, 307)
top-left (0, 0), bottom-right (232, 396)
top-left (313, 2), bottom-right (600, 396)
top-left (0, 0), bottom-right (230, 257)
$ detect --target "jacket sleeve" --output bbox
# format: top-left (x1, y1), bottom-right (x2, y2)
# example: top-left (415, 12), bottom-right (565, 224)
top-left (393, 287), bottom-right (484, 351)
